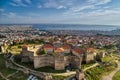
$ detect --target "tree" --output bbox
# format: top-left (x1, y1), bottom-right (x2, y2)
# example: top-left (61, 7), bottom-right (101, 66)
top-left (42, 49), bottom-right (46, 54)
top-left (37, 49), bottom-right (46, 55)
top-left (90, 41), bottom-right (94, 45)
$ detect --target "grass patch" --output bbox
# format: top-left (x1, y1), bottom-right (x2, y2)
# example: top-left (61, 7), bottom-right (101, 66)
top-left (85, 63), bottom-right (117, 80)
top-left (112, 70), bottom-right (120, 80)
top-left (17, 62), bottom-right (34, 69)
top-left (0, 76), bottom-right (4, 80)
top-left (0, 54), bottom-right (17, 76)
top-left (9, 71), bottom-right (28, 80)
top-left (0, 54), bottom-right (28, 80)
top-left (81, 63), bottom-right (95, 69)
top-left (101, 56), bottom-right (112, 62)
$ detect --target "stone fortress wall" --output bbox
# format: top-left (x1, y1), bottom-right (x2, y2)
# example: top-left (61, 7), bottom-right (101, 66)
top-left (21, 47), bottom-right (34, 62)
top-left (34, 55), bottom-right (54, 68)
top-left (34, 54), bottom-right (81, 70)
top-left (21, 44), bottom-right (98, 70)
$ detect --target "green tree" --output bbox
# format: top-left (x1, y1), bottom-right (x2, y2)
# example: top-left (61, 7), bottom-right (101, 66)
top-left (37, 49), bottom-right (46, 55)
top-left (90, 41), bottom-right (94, 45)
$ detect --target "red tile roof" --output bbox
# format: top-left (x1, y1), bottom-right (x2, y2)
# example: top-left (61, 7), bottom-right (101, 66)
top-left (87, 48), bottom-right (94, 52)
top-left (54, 48), bottom-right (64, 53)
top-left (62, 45), bottom-right (71, 49)
top-left (22, 45), bottom-right (27, 49)
top-left (73, 48), bottom-right (83, 54)
top-left (43, 44), bottom-right (53, 49)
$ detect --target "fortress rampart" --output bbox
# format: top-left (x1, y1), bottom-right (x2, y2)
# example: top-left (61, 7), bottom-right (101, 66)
top-left (34, 54), bottom-right (82, 70)
top-left (34, 55), bottom-right (54, 68)
top-left (21, 45), bottom-right (95, 70)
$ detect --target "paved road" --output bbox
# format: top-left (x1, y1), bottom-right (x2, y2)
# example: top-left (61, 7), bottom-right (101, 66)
top-left (102, 62), bottom-right (120, 80)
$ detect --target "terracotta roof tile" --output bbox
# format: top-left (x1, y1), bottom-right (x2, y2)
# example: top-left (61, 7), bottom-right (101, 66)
top-left (22, 45), bottom-right (27, 49)
top-left (54, 48), bottom-right (64, 53)
top-left (62, 45), bottom-right (71, 49)
top-left (44, 44), bottom-right (53, 49)
top-left (87, 48), bottom-right (94, 52)
top-left (73, 48), bottom-right (83, 54)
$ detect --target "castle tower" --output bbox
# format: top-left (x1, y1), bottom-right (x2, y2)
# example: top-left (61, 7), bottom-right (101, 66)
top-left (76, 69), bottom-right (85, 80)
top-left (78, 54), bottom-right (83, 69)
top-left (85, 48), bottom-right (94, 63)
top-left (54, 52), bottom-right (65, 70)
top-left (22, 45), bottom-right (28, 51)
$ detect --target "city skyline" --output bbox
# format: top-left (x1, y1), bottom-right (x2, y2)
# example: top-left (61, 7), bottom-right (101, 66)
top-left (0, 0), bottom-right (120, 25)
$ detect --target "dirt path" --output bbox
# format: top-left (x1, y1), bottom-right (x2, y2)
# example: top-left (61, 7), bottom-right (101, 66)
top-left (102, 62), bottom-right (120, 80)
top-left (83, 63), bottom-right (99, 71)
top-left (53, 63), bottom-right (99, 76)
top-left (0, 72), bottom-right (9, 80)
top-left (6, 71), bottom-right (19, 78)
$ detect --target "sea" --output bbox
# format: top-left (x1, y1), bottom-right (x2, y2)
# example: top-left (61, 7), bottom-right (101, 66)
top-left (0, 24), bottom-right (120, 31)
top-left (33, 24), bottom-right (120, 31)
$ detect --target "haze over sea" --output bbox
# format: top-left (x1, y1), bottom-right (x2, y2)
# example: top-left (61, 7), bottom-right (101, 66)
top-left (33, 24), bottom-right (120, 31)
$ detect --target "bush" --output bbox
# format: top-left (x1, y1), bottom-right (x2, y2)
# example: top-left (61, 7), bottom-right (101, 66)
top-left (18, 45), bottom-right (22, 48)
top-left (85, 64), bottom-right (116, 80)
top-left (113, 70), bottom-right (120, 80)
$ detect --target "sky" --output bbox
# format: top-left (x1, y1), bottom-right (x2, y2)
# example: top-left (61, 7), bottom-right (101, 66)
top-left (0, 0), bottom-right (120, 25)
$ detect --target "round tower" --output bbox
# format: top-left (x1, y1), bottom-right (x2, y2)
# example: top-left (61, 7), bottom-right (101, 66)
top-left (54, 52), bottom-right (65, 70)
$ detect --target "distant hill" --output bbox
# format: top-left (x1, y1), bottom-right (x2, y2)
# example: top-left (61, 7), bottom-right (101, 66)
top-left (0, 25), bottom-right (34, 32)
top-left (99, 29), bottom-right (120, 35)
top-left (0, 24), bottom-right (120, 35)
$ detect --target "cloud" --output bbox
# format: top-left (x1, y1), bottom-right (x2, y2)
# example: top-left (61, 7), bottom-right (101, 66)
top-left (25, 0), bottom-right (31, 4)
top-left (1, 0), bottom-right (120, 25)
top-left (7, 12), bottom-right (17, 18)
top-left (0, 12), bottom-right (53, 24)
top-left (1, 8), bottom-right (120, 25)
top-left (0, 9), bottom-right (4, 12)
top-left (10, 2), bottom-right (27, 7)
top-left (44, 0), bottom-right (61, 9)
top-left (10, 0), bottom-right (31, 7)
top-left (42, 0), bottom-right (112, 10)
top-left (63, 5), bottom-right (95, 16)
top-left (87, 9), bottom-right (120, 16)
top-left (88, 0), bottom-right (112, 5)
top-left (63, 0), bottom-right (113, 16)
top-left (63, 7), bottom-right (120, 24)
top-left (71, 5), bottom-right (95, 12)
top-left (37, 5), bottom-right (42, 8)
top-left (96, 0), bottom-right (111, 5)
top-left (43, 0), bottom-right (76, 9)
top-left (57, 5), bottom-right (66, 9)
